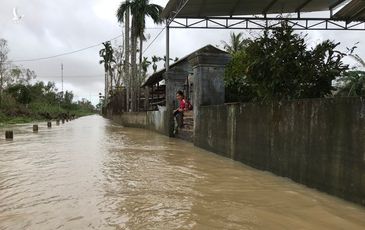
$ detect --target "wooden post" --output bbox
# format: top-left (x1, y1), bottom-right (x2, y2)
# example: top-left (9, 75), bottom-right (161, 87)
top-left (33, 125), bottom-right (39, 132)
top-left (47, 121), bottom-right (52, 128)
top-left (5, 131), bottom-right (13, 140)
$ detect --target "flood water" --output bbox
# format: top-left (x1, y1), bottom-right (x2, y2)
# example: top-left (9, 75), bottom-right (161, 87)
top-left (1, 115), bottom-right (365, 229)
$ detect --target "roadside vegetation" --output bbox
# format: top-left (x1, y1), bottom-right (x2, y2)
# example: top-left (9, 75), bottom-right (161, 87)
top-left (98, 0), bottom-right (166, 112)
top-left (223, 22), bottom-right (365, 102)
top-left (0, 39), bottom-right (95, 126)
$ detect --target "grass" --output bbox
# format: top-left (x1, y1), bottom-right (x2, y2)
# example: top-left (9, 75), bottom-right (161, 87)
top-left (0, 105), bottom-right (96, 127)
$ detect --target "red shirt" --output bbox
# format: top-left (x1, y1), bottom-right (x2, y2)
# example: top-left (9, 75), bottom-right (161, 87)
top-left (179, 99), bottom-right (187, 111)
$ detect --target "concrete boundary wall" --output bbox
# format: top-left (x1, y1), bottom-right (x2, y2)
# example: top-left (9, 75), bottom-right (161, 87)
top-left (194, 98), bottom-right (365, 206)
top-left (112, 111), bottom-right (169, 136)
top-left (146, 111), bottom-right (170, 135)
top-left (112, 112), bottom-right (147, 128)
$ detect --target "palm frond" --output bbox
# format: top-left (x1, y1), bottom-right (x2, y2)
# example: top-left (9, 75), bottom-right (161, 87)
top-left (349, 54), bottom-right (365, 67)
top-left (116, 1), bottom-right (132, 23)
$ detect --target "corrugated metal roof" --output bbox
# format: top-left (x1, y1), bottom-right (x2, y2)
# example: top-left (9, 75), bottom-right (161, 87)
top-left (333, 0), bottom-right (365, 21)
top-left (162, 0), bottom-right (344, 18)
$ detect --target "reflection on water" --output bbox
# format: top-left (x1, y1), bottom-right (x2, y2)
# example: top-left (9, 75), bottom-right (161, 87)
top-left (0, 115), bottom-right (365, 229)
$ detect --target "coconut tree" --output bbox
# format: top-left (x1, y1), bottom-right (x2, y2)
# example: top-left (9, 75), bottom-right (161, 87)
top-left (99, 41), bottom-right (115, 103)
top-left (151, 55), bottom-right (159, 73)
top-left (160, 56), bottom-right (176, 68)
top-left (141, 57), bottom-right (151, 74)
top-left (117, 0), bottom-right (163, 111)
top-left (221, 32), bottom-right (250, 55)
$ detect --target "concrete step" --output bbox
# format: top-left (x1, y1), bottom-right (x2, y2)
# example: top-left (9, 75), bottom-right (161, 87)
top-left (183, 124), bottom-right (194, 130)
top-left (184, 118), bottom-right (194, 123)
top-left (184, 117), bottom-right (194, 123)
top-left (176, 128), bottom-right (193, 142)
top-left (184, 111), bottom-right (194, 117)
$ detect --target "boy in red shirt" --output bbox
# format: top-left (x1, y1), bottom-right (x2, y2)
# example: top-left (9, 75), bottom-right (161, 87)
top-left (173, 90), bottom-right (189, 134)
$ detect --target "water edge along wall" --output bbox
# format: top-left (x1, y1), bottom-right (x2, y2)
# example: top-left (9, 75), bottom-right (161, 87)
top-left (194, 97), bottom-right (365, 206)
top-left (112, 110), bottom-right (170, 136)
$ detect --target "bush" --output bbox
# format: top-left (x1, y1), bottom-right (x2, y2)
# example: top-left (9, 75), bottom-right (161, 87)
top-left (336, 70), bottom-right (365, 96)
top-left (224, 22), bottom-right (349, 102)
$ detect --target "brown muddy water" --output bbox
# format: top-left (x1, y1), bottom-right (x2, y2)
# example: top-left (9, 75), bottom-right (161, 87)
top-left (0, 115), bottom-right (365, 230)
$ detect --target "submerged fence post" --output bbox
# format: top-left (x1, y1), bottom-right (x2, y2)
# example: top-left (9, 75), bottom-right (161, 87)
top-left (33, 125), bottom-right (39, 132)
top-left (5, 131), bottom-right (13, 140)
top-left (56, 120), bottom-right (60, 126)
top-left (62, 119), bottom-right (65, 124)
top-left (47, 121), bottom-right (52, 128)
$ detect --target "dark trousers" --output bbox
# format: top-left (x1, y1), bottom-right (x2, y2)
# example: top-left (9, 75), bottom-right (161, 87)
top-left (173, 111), bottom-right (184, 128)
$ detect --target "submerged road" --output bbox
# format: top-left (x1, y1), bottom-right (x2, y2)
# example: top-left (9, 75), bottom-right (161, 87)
top-left (0, 115), bottom-right (365, 229)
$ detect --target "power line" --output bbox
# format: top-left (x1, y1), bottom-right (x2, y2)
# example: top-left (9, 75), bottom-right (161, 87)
top-left (143, 27), bottom-right (166, 55)
top-left (38, 73), bottom-right (105, 78)
top-left (7, 27), bottom-right (165, 63)
top-left (9, 34), bottom-right (124, 63)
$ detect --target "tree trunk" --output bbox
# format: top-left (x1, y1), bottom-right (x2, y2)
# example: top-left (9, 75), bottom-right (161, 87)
top-left (124, 1), bottom-right (130, 112)
top-left (104, 72), bottom-right (108, 105)
top-left (137, 37), bottom-right (143, 111)
top-left (130, 18), bottom-right (138, 112)
top-left (109, 68), bottom-right (113, 98)
top-left (0, 73), bottom-right (3, 107)
top-left (139, 36), bottom-right (143, 66)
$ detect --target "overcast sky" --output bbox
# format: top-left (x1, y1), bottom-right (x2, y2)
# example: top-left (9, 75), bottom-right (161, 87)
top-left (1, 0), bottom-right (364, 104)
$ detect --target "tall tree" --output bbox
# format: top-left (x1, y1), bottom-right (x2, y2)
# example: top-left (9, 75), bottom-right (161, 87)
top-left (117, 0), bottom-right (130, 111)
top-left (221, 32), bottom-right (250, 55)
top-left (112, 44), bottom-right (125, 90)
top-left (151, 55), bottom-right (159, 73)
top-left (117, 0), bottom-right (163, 111)
top-left (0, 39), bottom-right (9, 107)
top-left (99, 41), bottom-right (115, 103)
top-left (141, 57), bottom-right (151, 75)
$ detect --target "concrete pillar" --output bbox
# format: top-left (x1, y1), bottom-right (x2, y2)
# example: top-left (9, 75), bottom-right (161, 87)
top-left (188, 48), bottom-right (231, 107)
top-left (47, 121), bottom-right (52, 128)
top-left (62, 119), bottom-right (65, 124)
top-left (56, 120), bottom-right (60, 126)
top-left (188, 46), bottom-right (231, 143)
top-left (5, 131), bottom-right (13, 140)
top-left (33, 125), bottom-right (39, 132)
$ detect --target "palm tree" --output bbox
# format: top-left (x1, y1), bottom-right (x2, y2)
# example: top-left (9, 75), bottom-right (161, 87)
top-left (151, 55), bottom-right (159, 73)
top-left (221, 32), bottom-right (250, 55)
top-left (99, 41), bottom-right (115, 103)
top-left (160, 56), bottom-right (176, 68)
top-left (117, 0), bottom-right (163, 111)
top-left (141, 57), bottom-right (151, 74)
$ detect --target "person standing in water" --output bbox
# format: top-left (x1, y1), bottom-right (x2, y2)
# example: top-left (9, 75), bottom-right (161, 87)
top-left (173, 90), bottom-right (191, 134)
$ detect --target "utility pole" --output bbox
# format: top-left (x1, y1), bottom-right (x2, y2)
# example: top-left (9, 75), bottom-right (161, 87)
top-left (61, 63), bottom-right (64, 97)
top-left (166, 19), bottom-right (170, 71)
